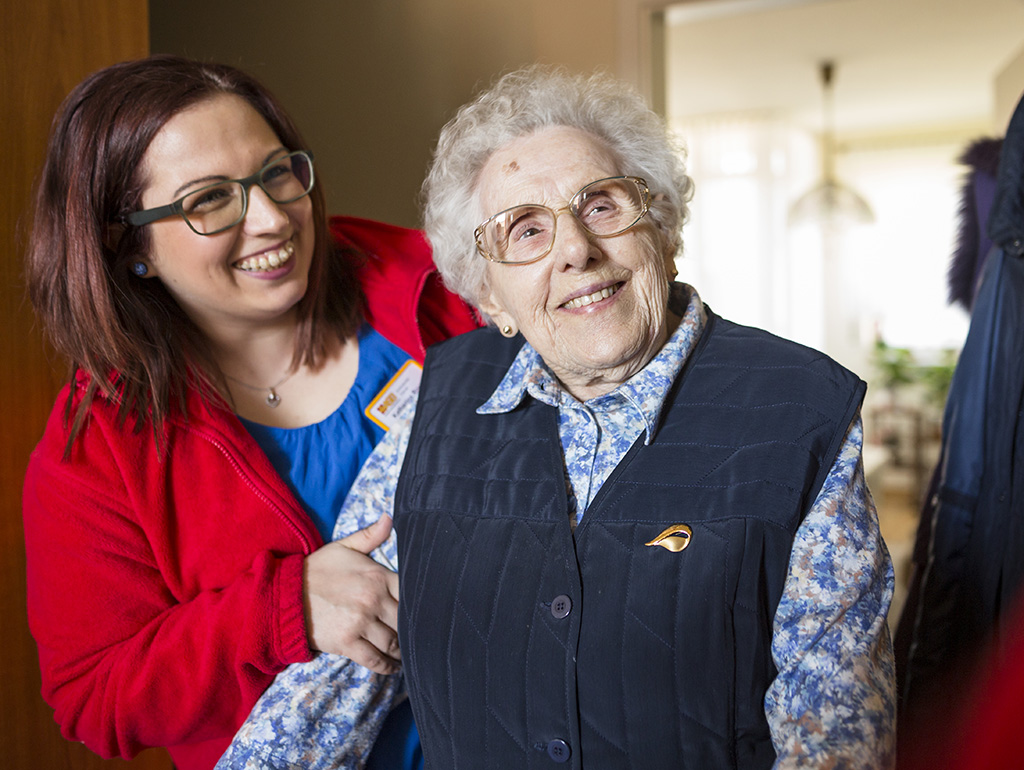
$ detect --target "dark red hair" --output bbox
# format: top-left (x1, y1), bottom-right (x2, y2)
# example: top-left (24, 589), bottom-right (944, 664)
top-left (26, 55), bottom-right (363, 451)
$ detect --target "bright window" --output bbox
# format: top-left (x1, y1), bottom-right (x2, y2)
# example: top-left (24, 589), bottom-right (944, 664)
top-left (670, 115), bottom-right (969, 383)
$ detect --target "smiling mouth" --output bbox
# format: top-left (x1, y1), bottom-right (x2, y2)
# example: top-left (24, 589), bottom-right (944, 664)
top-left (561, 282), bottom-right (623, 309)
top-left (234, 241), bottom-right (295, 273)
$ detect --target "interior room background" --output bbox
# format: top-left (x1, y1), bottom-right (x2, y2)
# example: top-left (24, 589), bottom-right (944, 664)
top-left (3, 0), bottom-right (1023, 767)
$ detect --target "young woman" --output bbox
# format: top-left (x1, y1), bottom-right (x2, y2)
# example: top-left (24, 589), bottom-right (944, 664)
top-left (22, 55), bottom-right (476, 770)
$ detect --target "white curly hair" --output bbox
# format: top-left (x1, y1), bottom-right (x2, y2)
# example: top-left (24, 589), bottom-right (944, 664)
top-left (422, 64), bottom-right (694, 317)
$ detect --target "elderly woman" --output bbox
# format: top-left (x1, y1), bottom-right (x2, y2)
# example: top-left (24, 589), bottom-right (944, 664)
top-left (223, 66), bottom-right (895, 769)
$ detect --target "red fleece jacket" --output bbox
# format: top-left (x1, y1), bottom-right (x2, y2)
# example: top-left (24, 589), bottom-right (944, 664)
top-left (22, 217), bottom-right (478, 770)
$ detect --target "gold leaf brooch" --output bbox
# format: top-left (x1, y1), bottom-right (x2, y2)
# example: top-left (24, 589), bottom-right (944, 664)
top-left (645, 523), bottom-right (693, 552)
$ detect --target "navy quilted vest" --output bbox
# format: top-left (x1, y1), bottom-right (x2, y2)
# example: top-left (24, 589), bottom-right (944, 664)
top-left (395, 311), bottom-right (865, 769)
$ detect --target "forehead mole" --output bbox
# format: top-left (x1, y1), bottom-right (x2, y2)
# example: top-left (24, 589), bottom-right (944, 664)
top-left (503, 160), bottom-right (520, 174)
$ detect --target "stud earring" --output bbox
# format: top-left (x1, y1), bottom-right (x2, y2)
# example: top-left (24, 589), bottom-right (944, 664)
top-left (500, 324), bottom-right (516, 338)
top-left (131, 262), bottom-right (148, 277)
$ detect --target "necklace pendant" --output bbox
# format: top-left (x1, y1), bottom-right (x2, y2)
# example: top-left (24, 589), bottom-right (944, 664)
top-left (266, 388), bottom-right (282, 408)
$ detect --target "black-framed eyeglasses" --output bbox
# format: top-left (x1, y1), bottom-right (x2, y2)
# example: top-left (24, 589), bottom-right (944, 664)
top-left (124, 150), bottom-right (315, 236)
top-left (474, 176), bottom-right (651, 265)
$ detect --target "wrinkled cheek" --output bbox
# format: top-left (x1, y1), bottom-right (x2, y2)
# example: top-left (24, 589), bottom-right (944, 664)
top-left (636, 268), bottom-right (670, 320)
top-left (501, 283), bottom-right (548, 327)
top-left (526, 312), bottom-right (564, 354)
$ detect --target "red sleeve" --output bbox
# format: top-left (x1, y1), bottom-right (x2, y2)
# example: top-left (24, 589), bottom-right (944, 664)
top-left (22, 390), bottom-right (316, 762)
top-left (330, 215), bottom-right (481, 361)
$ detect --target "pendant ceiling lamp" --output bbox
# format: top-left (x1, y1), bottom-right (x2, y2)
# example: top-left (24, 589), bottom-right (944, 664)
top-left (788, 60), bottom-right (874, 226)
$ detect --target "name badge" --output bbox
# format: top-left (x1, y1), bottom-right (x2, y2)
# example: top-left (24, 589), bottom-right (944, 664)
top-left (364, 360), bottom-right (422, 431)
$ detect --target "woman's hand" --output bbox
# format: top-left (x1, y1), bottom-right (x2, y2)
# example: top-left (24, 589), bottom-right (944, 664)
top-left (303, 515), bottom-right (401, 674)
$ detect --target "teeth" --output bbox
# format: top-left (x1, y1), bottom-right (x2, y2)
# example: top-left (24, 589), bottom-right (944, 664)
top-left (236, 241), bottom-right (295, 272)
top-left (563, 285), bottom-right (617, 309)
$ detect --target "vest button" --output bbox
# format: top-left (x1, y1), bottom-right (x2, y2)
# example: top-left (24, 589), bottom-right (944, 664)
top-left (550, 594), bottom-right (572, 619)
top-left (546, 738), bottom-right (571, 762)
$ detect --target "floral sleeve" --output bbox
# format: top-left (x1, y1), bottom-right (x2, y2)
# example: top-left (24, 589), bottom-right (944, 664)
top-left (214, 406), bottom-right (415, 770)
top-left (765, 415), bottom-right (897, 768)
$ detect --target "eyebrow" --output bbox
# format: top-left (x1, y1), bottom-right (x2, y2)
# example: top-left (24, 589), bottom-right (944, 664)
top-left (170, 147), bottom-right (289, 199)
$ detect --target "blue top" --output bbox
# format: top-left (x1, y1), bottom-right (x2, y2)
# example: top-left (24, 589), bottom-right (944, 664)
top-left (240, 324), bottom-right (412, 542)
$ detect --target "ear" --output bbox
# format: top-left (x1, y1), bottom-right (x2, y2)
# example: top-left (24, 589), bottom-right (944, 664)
top-left (646, 192), bottom-right (678, 279)
top-left (104, 223), bottom-right (125, 253)
top-left (663, 247), bottom-right (678, 281)
top-left (652, 226), bottom-right (678, 280)
top-left (106, 224), bottom-right (159, 279)
top-left (477, 287), bottom-right (512, 328)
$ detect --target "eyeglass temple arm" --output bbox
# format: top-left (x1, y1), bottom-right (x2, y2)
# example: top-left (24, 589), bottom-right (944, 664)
top-left (124, 201), bottom-right (183, 227)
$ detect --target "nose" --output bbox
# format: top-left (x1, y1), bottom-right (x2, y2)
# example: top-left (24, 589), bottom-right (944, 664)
top-left (551, 208), bottom-right (599, 272)
top-left (242, 184), bottom-right (291, 234)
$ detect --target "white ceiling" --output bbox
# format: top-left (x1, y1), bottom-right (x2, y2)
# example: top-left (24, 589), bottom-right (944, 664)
top-left (664, 0), bottom-right (1024, 139)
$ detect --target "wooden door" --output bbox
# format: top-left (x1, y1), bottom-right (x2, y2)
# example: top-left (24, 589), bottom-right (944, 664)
top-left (1, 2), bottom-right (171, 767)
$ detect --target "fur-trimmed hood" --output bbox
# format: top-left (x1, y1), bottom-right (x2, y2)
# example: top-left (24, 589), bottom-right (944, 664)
top-left (948, 138), bottom-right (1001, 312)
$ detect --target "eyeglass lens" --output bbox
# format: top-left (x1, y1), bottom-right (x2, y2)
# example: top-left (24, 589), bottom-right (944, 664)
top-left (482, 177), bottom-right (646, 263)
top-left (181, 153), bottom-right (313, 234)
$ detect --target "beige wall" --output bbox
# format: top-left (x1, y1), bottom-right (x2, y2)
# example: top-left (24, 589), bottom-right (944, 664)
top-left (995, 43), bottom-right (1024, 132)
top-left (151, 0), bottom-right (648, 228)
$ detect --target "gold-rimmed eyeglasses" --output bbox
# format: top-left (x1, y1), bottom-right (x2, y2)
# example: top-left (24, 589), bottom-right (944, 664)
top-left (474, 175), bottom-right (651, 265)
top-left (125, 150), bottom-right (315, 236)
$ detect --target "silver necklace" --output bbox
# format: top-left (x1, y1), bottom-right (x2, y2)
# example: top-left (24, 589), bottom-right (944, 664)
top-left (224, 368), bottom-right (296, 408)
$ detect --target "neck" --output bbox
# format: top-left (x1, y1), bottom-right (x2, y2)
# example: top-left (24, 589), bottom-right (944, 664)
top-left (207, 315), bottom-right (302, 391)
